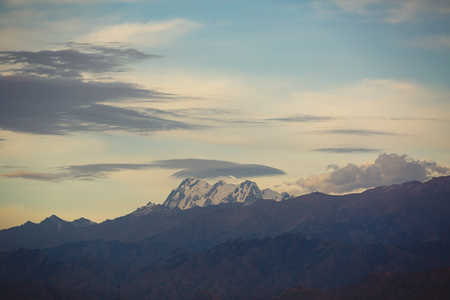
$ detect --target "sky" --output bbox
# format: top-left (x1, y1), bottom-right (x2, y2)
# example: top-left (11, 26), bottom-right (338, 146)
top-left (1, 0), bottom-right (450, 229)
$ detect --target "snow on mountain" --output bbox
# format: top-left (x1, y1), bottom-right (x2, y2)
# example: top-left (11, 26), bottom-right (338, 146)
top-left (129, 202), bottom-right (158, 216)
top-left (163, 177), bottom-right (290, 210)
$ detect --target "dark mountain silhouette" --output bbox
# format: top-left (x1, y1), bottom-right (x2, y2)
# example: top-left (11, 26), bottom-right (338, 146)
top-left (1, 233), bottom-right (450, 299)
top-left (125, 233), bottom-right (450, 299)
top-left (274, 267), bottom-right (450, 300)
top-left (0, 202), bottom-right (243, 251)
top-left (0, 281), bottom-right (99, 300)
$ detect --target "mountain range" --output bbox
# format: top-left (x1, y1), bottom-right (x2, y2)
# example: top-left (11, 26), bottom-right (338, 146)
top-left (162, 177), bottom-right (291, 209)
top-left (1, 176), bottom-right (450, 299)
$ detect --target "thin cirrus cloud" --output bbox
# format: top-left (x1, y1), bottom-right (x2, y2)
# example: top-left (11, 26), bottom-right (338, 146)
top-left (267, 115), bottom-right (336, 123)
top-left (314, 147), bottom-right (381, 153)
top-left (316, 0), bottom-right (450, 24)
top-left (0, 159), bottom-right (286, 182)
top-left (0, 44), bottom-right (199, 135)
top-left (78, 19), bottom-right (202, 46)
top-left (318, 129), bottom-right (399, 136)
top-left (4, 0), bottom-right (136, 5)
top-left (281, 153), bottom-right (450, 194)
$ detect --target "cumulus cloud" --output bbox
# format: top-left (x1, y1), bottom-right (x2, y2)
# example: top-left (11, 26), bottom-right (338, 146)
top-left (282, 153), bottom-right (450, 195)
top-left (0, 159), bottom-right (286, 182)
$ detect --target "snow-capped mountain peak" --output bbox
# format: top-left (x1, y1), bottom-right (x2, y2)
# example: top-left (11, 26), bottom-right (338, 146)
top-left (163, 177), bottom-right (290, 210)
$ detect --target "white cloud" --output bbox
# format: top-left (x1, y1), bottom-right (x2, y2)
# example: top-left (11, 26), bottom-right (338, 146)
top-left (280, 153), bottom-right (450, 195)
top-left (78, 19), bottom-right (202, 47)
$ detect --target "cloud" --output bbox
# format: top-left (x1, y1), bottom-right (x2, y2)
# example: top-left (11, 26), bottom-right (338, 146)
top-left (0, 159), bottom-right (286, 182)
top-left (5, 0), bottom-right (136, 5)
top-left (314, 147), bottom-right (381, 153)
top-left (268, 115), bottom-right (335, 123)
top-left (315, 0), bottom-right (450, 24)
top-left (78, 19), bottom-right (202, 46)
top-left (410, 35), bottom-right (450, 52)
top-left (0, 44), bottom-right (160, 78)
top-left (282, 153), bottom-right (450, 194)
top-left (0, 171), bottom-right (63, 181)
top-left (0, 164), bottom-right (154, 182)
top-left (0, 75), bottom-right (195, 135)
top-left (151, 159), bottom-right (286, 179)
top-left (317, 129), bottom-right (399, 136)
top-left (0, 44), bottom-right (201, 135)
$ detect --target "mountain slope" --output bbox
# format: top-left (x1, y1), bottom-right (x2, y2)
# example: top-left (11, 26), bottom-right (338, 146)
top-left (273, 267), bottom-right (450, 300)
top-left (1, 176), bottom-right (449, 254)
top-left (129, 233), bottom-right (450, 299)
top-left (137, 176), bottom-right (450, 258)
top-left (2, 234), bottom-right (450, 300)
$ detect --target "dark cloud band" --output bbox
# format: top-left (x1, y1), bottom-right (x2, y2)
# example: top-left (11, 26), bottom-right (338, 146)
top-left (0, 75), bottom-right (194, 135)
top-left (152, 158), bottom-right (286, 179)
top-left (0, 159), bottom-right (286, 182)
top-left (0, 44), bottom-right (160, 79)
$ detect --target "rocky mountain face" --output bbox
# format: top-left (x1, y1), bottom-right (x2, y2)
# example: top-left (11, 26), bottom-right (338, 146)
top-left (162, 177), bottom-right (290, 209)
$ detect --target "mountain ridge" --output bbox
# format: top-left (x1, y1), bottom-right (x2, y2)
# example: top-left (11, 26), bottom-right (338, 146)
top-left (163, 177), bottom-right (290, 209)
top-left (1, 176), bottom-right (449, 253)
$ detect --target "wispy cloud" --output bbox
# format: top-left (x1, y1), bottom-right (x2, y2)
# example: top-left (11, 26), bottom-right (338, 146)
top-left (5, 0), bottom-right (136, 5)
top-left (78, 19), bottom-right (202, 46)
top-left (0, 75), bottom-right (195, 135)
top-left (409, 35), bottom-right (450, 52)
top-left (0, 43), bottom-right (160, 79)
top-left (317, 129), bottom-right (399, 136)
top-left (314, 147), bottom-right (381, 153)
top-left (0, 159), bottom-right (286, 182)
top-left (0, 44), bottom-right (201, 135)
top-left (0, 171), bottom-right (63, 181)
top-left (314, 0), bottom-right (450, 24)
top-left (280, 153), bottom-right (450, 195)
top-left (268, 115), bottom-right (336, 123)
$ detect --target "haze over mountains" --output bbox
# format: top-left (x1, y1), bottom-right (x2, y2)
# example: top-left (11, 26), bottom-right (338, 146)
top-left (1, 176), bottom-right (450, 299)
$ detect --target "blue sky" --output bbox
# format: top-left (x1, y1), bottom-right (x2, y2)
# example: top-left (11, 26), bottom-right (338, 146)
top-left (1, 0), bottom-right (449, 228)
